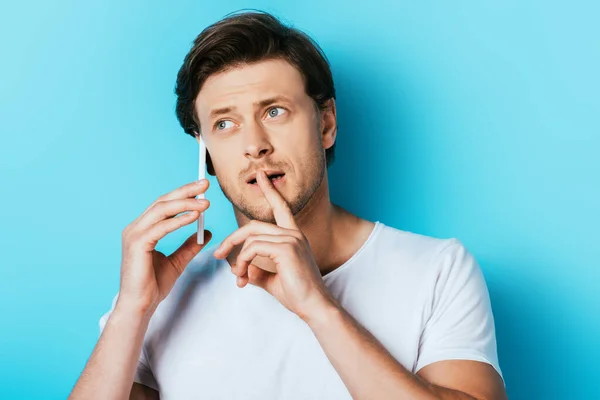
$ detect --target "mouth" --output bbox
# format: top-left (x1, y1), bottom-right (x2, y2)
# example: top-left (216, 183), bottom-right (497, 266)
top-left (246, 170), bottom-right (286, 185)
top-left (246, 170), bottom-right (287, 190)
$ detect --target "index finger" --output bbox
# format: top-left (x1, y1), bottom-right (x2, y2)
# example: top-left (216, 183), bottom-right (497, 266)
top-left (157, 179), bottom-right (209, 203)
top-left (256, 170), bottom-right (298, 230)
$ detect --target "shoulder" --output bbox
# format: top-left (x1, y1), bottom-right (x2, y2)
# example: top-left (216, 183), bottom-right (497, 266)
top-left (374, 222), bottom-right (466, 267)
top-left (372, 222), bottom-right (481, 291)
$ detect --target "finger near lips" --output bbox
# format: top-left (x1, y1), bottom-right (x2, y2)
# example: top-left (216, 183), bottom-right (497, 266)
top-left (215, 171), bottom-right (303, 289)
top-left (256, 170), bottom-right (298, 230)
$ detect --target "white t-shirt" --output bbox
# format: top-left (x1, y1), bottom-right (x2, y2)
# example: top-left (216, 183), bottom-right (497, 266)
top-left (99, 221), bottom-right (503, 399)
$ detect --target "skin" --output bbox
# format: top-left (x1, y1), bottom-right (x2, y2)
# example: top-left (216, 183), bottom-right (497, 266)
top-left (69, 58), bottom-right (506, 400)
top-left (199, 59), bottom-right (507, 399)
top-left (194, 58), bottom-right (366, 275)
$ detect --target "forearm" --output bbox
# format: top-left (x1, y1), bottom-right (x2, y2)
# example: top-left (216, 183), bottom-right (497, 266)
top-left (69, 301), bottom-right (154, 400)
top-left (304, 299), bottom-right (477, 400)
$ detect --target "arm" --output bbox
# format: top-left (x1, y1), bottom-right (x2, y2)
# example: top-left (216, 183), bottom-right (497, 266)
top-left (304, 298), bottom-right (506, 400)
top-left (304, 239), bottom-right (506, 400)
top-left (215, 176), bottom-right (504, 399)
top-left (69, 179), bottom-right (212, 399)
top-left (68, 301), bottom-right (158, 400)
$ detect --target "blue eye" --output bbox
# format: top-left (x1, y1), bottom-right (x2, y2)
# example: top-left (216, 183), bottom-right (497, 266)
top-left (266, 107), bottom-right (286, 119)
top-left (215, 120), bottom-right (234, 130)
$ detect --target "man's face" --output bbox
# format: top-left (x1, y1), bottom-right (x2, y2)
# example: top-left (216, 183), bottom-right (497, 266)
top-left (194, 58), bottom-right (333, 223)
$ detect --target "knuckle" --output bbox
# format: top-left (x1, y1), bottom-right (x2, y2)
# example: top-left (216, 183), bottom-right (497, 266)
top-left (126, 230), bottom-right (141, 245)
top-left (153, 199), bottom-right (166, 209)
top-left (289, 234), bottom-right (303, 245)
top-left (193, 198), bottom-right (209, 208)
top-left (122, 224), bottom-right (137, 242)
top-left (245, 239), bottom-right (258, 252)
top-left (147, 200), bottom-right (163, 216)
top-left (293, 230), bottom-right (306, 240)
top-left (242, 236), bottom-right (256, 249)
top-left (155, 193), bottom-right (168, 202)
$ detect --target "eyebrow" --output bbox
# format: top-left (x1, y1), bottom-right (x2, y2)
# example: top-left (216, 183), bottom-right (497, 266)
top-left (209, 96), bottom-right (292, 119)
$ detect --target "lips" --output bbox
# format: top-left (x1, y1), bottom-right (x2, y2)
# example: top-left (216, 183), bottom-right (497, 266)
top-left (246, 170), bottom-right (286, 185)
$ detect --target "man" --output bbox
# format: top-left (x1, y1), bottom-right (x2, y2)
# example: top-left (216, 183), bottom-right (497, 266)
top-left (70, 11), bottom-right (506, 400)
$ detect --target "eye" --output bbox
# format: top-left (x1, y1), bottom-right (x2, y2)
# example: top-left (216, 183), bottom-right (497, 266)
top-left (215, 120), bottom-right (234, 131)
top-left (266, 107), bottom-right (286, 119)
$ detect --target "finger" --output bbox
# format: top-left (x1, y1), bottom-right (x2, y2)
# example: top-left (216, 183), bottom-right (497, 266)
top-left (136, 209), bottom-right (204, 252)
top-left (236, 240), bottom-right (290, 277)
top-left (168, 230), bottom-right (213, 275)
top-left (133, 179), bottom-right (210, 225)
top-left (256, 170), bottom-right (298, 230)
top-left (215, 223), bottom-right (300, 260)
top-left (214, 221), bottom-right (295, 259)
top-left (232, 234), bottom-right (292, 278)
top-left (156, 178), bottom-right (209, 203)
top-left (236, 276), bottom-right (248, 288)
top-left (246, 263), bottom-right (275, 290)
top-left (135, 198), bottom-right (210, 232)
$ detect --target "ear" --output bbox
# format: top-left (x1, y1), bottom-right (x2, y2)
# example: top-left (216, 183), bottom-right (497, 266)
top-left (320, 98), bottom-right (337, 151)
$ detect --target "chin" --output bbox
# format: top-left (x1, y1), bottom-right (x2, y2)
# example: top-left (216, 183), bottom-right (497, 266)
top-left (232, 199), bottom-right (276, 224)
top-left (251, 202), bottom-right (280, 222)
top-left (253, 213), bottom-right (277, 224)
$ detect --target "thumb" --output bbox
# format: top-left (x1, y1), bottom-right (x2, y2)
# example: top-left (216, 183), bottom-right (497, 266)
top-left (168, 230), bottom-right (212, 273)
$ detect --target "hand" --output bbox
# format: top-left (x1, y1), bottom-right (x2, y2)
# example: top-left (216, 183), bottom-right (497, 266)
top-left (118, 179), bottom-right (212, 315)
top-left (213, 170), bottom-right (334, 321)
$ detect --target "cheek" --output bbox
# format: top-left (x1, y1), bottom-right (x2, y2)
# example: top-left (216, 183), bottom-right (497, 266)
top-left (279, 119), bottom-right (320, 152)
top-left (208, 142), bottom-right (238, 174)
top-left (210, 154), bottom-right (238, 185)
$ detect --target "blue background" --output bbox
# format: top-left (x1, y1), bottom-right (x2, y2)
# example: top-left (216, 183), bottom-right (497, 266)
top-left (1, 1), bottom-right (598, 399)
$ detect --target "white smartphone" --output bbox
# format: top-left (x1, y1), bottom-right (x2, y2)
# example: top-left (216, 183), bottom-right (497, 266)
top-left (196, 133), bottom-right (206, 244)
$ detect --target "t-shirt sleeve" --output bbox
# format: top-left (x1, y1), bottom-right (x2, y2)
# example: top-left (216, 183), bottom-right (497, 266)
top-left (415, 239), bottom-right (504, 384)
top-left (98, 292), bottom-right (159, 391)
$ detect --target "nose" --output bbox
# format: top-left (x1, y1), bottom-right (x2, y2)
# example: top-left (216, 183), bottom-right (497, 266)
top-left (243, 119), bottom-right (274, 161)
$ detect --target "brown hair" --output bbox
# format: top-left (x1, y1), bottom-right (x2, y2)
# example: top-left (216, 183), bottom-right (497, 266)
top-left (174, 10), bottom-right (336, 175)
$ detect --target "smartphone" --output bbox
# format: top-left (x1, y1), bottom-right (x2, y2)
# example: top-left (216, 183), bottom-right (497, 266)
top-left (196, 133), bottom-right (206, 244)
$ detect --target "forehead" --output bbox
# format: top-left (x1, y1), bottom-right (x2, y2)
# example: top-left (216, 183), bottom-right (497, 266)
top-left (195, 59), bottom-right (308, 118)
